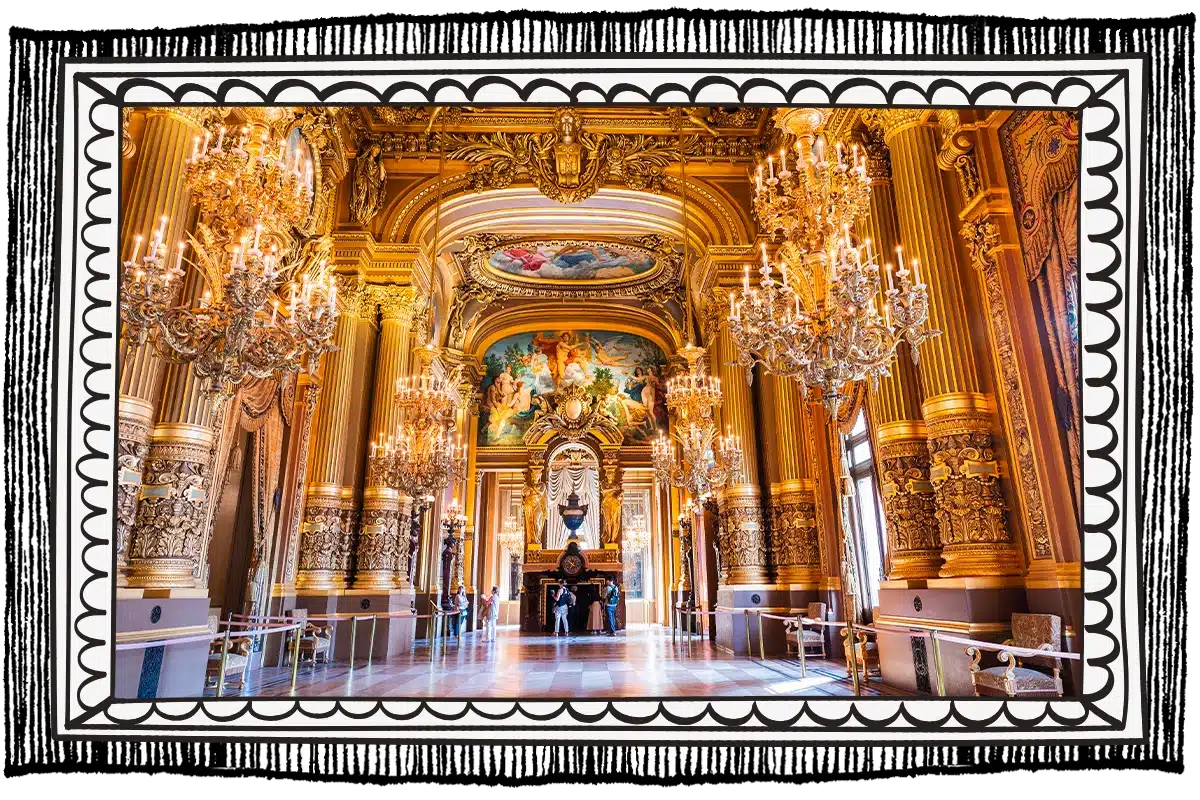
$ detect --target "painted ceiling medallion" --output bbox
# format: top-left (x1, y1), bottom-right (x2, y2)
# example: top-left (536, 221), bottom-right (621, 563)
top-left (456, 233), bottom-right (680, 295)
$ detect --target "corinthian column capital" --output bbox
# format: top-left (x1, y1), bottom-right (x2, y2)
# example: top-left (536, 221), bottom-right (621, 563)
top-left (861, 108), bottom-right (931, 141)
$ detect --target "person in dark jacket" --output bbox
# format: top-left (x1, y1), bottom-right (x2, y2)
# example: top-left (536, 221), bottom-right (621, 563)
top-left (602, 577), bottom-right (620, 636)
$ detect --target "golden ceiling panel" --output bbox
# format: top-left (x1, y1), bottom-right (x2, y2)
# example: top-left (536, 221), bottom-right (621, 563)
top-left (360, 105), bottom-right (769, 135)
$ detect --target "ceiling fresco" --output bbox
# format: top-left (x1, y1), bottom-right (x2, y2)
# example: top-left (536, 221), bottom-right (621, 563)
top-left (486, 242), bottom-right (657, 282)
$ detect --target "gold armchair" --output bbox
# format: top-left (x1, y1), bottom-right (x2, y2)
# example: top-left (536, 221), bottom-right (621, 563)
top-left (786, 602), bottom-right (828, 659)
top-left (285, 609), bottom-right (333, 665)
top-left (841, 628), bottom-right (881, 683)
top-left (967, 612), bottom-right (1064, 698)
top-left (206, 631), bottom-right (252, 690)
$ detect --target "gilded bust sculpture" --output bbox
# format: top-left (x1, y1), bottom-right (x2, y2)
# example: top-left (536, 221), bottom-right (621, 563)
top-left (551, 109), bottom-right (583, 188)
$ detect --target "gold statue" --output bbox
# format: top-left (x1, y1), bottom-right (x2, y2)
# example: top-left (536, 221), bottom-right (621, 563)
top-left (522, 478), bottom-right (546, 549)
top-left (350, 141), bottom-right (386, 226)
top-left (551, 109), bottom-right (582, 188)
top-left (600, 484), bottom-right (623, 548)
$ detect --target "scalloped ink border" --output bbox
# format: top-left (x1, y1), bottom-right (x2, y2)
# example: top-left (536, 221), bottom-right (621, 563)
top-left (54, 59), bottom-right (1137, 743)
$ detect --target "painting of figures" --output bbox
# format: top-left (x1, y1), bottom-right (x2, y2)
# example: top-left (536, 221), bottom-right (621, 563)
top-left (486, 243), bottom-right (656, 281)
top-left (478, 330), bottom-right (669, 446)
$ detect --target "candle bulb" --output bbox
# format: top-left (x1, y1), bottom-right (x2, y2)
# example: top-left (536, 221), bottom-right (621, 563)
top-left (743, 264), bottom-right (750, 293)
top-left (175, 241), bottom-right (186, 272)
top-left (271, 299), bottom-right (279, 326)
top-left (895, 244), bottom-right (906, 275)
top-left (767, 154), bottom-right (774, 180)
top-left (202, 130), bottom-right (211, 156)
top-left (129, 235), bottom-right (143, 264)
top-left (215, 125), bottom-right (225, 152)
top-left (885, 261), bottom-right (895, 293)
top-left (779, 146), bottom-right (787, 173)
top-left (911, 258), bottom-right (921, 285)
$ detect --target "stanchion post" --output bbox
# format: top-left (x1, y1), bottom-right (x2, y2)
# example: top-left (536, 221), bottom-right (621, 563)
top-left (929, 629), bottom-right (947, 697)
top-left (289, 622), bottom-right (301, 694)
top-left (216, 629), bottom-right (230, 698)
top-left (368, 615), bottom-right (378, 668)
top-left (348, 616), bottom-right (358, 669)
top-left (844, 614), bottom-right (864, 695)
top-left (796, 616), bottom-right (808, 677)
top-left (756, 611), bottom-right (766, 660)
top-left (743, 609), bottom-right (752, 658)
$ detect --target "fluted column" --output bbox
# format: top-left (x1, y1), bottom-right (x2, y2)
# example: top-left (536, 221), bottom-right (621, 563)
top-left (116, 110), bottom-right (202, 581)
top-left (355, 289), bottom-right (420, 589)
top-left (297, 309), bottom-right (360, 590)
top-left (857, 133), bottom-right (941, 579)
top-left (706, 305), bottom-right (768, 585)
top-left (764, 376), bottom-right (821, 585)
top-left (874, 111), bottom-right (1021, 577)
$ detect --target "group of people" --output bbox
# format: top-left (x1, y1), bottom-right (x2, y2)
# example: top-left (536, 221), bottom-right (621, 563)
top-left (447, 585), bottom-right (502, 641)
top-left (444, 577), bottom-right (622, 640)
top-left (552, 577), bottom-right (620, 637)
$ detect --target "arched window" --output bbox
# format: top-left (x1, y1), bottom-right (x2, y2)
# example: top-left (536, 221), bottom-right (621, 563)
top-left (843, 409), bottom-right (887, 611)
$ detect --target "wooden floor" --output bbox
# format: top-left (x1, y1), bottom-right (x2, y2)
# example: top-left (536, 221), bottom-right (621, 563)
top-left (214, 625), bottom-right (911, 699)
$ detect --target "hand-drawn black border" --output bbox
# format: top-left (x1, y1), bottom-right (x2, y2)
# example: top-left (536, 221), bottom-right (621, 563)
top-left (56, 64), bottom-right (1131, 740)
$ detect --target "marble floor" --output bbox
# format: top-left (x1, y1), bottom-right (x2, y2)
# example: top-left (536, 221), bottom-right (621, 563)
top-left (216, 625), bottom-right (909, 699)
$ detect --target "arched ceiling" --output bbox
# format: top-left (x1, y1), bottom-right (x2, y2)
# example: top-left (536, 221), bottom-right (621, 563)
top-left (383, 177), bottom-right (752, 260)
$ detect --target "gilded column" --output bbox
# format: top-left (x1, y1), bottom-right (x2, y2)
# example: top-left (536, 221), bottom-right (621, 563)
top-left (704, 300), bottom-right (768, 585)
top-left (870, 111), bottom-right (1021, 577)
top-left (765, 376), bottom-right (821, 585)
top-left (117, 109), bottom-right (202, 581)
top-left (355, 288), bottom-right (420, 589)
top-left (857, 130), bottom-right (941, 579)
top-left (297, 307), bottom-right (360, 590)
top-left (338, 301), bottom-right (377, 585)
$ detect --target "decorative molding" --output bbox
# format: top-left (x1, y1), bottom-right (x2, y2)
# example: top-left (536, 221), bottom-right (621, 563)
top-left (961, 217), bottom-right (1055, 560)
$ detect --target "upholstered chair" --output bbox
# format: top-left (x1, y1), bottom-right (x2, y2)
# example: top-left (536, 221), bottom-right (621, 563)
top-left (786, 602), bottom-right (829, 659)
top-left (967, 612), bottom-right (1064, 698)
top-left (286, 608), bottom-right (333, 665)
top-left (205, 614), bottom-right (251, 690)
top-left (841, 628), bottom-right (881, 683)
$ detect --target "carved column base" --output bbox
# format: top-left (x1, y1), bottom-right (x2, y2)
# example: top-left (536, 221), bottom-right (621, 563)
top-left (717, 484), bottom-right (769, 586)
top-left (125, 557), bottom-right (197, 588)
top-left (939, 543), bottom-right (1024, 577)
top-left (296, 483), bottom-right (350, 591)
top-left (353, 486), bottom-right (401, 590)
top-left (769, 480), bottom-right (822, 585)
top-left (116, 396), bottom-right (154, 584)
top-left (124, 423), bottom-right (215, 590)
top-left (877, 421), bottom-right (943, 580)
top-left (924, 393), bottom-right (1023, 578)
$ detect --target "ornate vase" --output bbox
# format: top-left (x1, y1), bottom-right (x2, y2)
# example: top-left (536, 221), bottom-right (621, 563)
top-left (558, 492), bottom-right (588, 536)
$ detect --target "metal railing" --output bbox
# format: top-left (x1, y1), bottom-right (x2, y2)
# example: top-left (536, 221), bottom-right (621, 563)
top-left (671, 604), bottom-right (1080, 696)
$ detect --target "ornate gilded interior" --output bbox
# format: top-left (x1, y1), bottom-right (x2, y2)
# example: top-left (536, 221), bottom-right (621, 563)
top-left (116, 104), bottom-right (1082, 698)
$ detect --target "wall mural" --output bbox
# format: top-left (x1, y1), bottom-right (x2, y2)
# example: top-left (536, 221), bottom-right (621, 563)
top-left (479, 330), bottom-right (668, 446)
top-left (487, 243), bottom-right (657, 281)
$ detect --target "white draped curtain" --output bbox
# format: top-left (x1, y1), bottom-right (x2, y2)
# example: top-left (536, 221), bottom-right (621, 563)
top-left (546, 464), bottom-right (599, 549)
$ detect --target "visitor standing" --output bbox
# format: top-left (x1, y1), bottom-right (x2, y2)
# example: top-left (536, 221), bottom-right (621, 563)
top-left (552, 580), bottom-right (573, 636)
top-left (603, 577), bottom-right (619, 636)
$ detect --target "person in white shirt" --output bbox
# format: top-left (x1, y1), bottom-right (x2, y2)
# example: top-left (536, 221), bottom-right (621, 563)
top-left (454, 586), bottom-right (470, 638)
top-left (483, 586), bottom-right (500, 640)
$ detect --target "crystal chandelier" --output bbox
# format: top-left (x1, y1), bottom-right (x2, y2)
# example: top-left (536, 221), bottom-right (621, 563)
top-left (119, 116), bottom-right (333, 400)
top-left (730, 119), bottom-right (938, 416)
top-left (368, 352), bottom-right (468, 505)
top-left (623, 514), bottom-right (650, 554)
top-left (498, 515), bottom-right (525, 553)
top-left (651, 344), bottom-right (744, 499)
